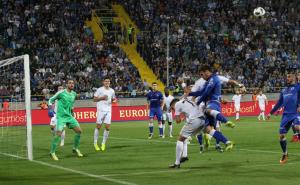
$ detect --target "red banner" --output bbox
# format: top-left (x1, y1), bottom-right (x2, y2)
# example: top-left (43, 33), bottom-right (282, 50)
top-left (0, 101), bottom-right (282, 126)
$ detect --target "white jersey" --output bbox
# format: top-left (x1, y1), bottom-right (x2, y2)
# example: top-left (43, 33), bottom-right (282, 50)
top-left (191, 75), bottom-right (229, 92)
top-left (232, 94), bottom-right (241, 106)
top-left (164, 94), bottom-right (174, 112)
top-left (94, 87), bottom-right (115, 112)
top-left (256, 94), bottom-right (267, 106)
top-left (174, 97), bottom-right (205, 123)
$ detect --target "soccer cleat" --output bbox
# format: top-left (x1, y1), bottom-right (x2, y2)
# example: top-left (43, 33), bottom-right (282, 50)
top-left (200, 145), bottom-right (204, 153)
top-left (169, 134), bottom-right (173, 138)
top-left (60, 142), bottom-right (64, 147)
top-left (225, 141), bottom-right (234, 151)
top-left (225, 121), bottom-right (235, 128)
top-left (148, 133), bottom-right (153, 139)
top-left (94, 143), bottom-right (100, 151)
top-left (73, 149), bottom-right (83, 157)
top-left (50, 153), bottom-right (59, 161)
top-left (180, 157), bottom-right (189, 163)
top-left (215, 145), bottom-right (224, 153)
top-left (280, 154), bottom-right (288, 164)
top-left (169, 164), bottom-right (180, 169)
top-left (101, 144), bottom-right (106, 151)
top-left (162, 135), bottom-right (165, 138)
top-left (290, 135), bottom-right (299, 142)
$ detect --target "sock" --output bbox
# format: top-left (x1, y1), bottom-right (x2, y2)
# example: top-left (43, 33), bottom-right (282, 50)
top-left (169, 123), bottom-right (173, 136)
top-left (279, 138), bottom-right (287, 155)
top-left (149, 123), bottom-right (154, 134)
top-left (182, 140), bottom-right (188, 157)
top-left (73, 133), bottom-right (81, 149)
top-left (50, 135), bottom-right (61, 153)
top-left (262, 112), bottom-right (265, 120)
top-left (197, 134), bottom-right (203, 145)
top-left (175, 141), bottom-right (184, 165)
top-left (102, 130), bottom-right (109, 144)
top-left (210, 110), bottom-right (228, 123)
top-left (216, 138), bottom-right (220, 146)
top-left (60, 130), bottom-right (65, 145)
top-left (94, 128), bottom-right (99, 144)
top-left (159, 123), bottom-right (163, 136)
top-left (162, 123), bottom-right (165, 135)
top-left (210, 130), bottom-right (228, 144)
top-left (236, 112), bottom-right (239, 120)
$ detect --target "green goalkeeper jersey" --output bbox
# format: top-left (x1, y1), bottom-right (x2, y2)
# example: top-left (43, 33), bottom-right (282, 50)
top-left (48, 89), bottom-right (77, 119)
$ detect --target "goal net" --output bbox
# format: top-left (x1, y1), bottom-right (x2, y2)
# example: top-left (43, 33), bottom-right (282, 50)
top-left (0, 54), bottom-right (33, 160)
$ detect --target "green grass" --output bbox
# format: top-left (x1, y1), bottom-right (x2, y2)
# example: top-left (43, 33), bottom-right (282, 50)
top-left (1, 116), bottom-right (300, 185)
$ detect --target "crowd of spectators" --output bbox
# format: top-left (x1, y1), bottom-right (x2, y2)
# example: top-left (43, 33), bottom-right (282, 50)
top-left (120, 0), bottom-right (300, 93)
top-left (0, 0), bottom-right (147, 100)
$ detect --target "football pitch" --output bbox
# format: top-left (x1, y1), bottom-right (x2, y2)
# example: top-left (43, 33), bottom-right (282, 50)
top-left (1, 116), bottom-right (300, 185)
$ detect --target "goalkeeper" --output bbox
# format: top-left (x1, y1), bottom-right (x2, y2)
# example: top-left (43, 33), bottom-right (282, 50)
top-left (48, 79), bottom-right (83, 160)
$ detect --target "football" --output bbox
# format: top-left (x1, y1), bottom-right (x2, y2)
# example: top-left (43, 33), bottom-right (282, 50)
top-left (253, 7), bottom-right (266, 17)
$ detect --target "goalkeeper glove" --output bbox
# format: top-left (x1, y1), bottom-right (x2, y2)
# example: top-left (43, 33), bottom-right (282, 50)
top-left (48, 106), bottom-right (55, 117)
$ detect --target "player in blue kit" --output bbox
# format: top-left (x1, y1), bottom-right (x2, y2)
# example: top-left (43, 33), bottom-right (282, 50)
top-left (147, 82), bottom-right (164, 139)
top-left (188, 65), bottom-right (235, 128)
top-left (267, 73), bottom-right (300, 164)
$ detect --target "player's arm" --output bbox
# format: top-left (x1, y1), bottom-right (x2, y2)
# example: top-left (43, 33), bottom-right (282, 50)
top-left (112, 90), bottom-right (117, 103)
top-left (267, 92), bottom-right (283, 118)
top-left (146, 92), bottom-right (150, 110)
top-left (174, 103), bottom-right (182, 124)
top-left (48, 91), bottom-right (62, 117)
top-left (160, 93), bottom-right (164, 109)
top-left (93, 89), bottom-right (108, 102)
top-left (265, 95), bottom-right (268, 105)
top-left (193, 79), bottom-right (215, 105)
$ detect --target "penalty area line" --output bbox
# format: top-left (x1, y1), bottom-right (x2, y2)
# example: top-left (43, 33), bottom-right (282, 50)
top-left (0, 152), bottom-right (137, 185)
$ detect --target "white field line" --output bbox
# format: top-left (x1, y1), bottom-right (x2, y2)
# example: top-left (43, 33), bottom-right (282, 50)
top-left (0, 152), bottom-right (137, 185)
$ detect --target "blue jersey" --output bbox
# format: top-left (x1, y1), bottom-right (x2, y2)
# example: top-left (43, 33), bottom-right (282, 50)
top-left (147, 91), bottom-right (163, 108)
top-left (189, 74), bottom-right (222, 105)
top-left (270, 84), bottom-right (300, 115)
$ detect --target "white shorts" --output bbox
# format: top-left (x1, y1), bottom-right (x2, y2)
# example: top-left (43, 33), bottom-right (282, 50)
top-left (180, 117), bottom-right (206, 138)
top-left (259, 104), bottom-right (265, 111)
top-left (50, 116), bottom-right (57, 126)
top-left (234, 105), bottom-right (240, 112)
top-left (163, 112), bottom-right (173, 122)
top-left (97, 111), bottom-right (112, 124)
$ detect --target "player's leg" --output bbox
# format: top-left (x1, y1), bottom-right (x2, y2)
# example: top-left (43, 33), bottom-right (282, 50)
top-left (215, 121), bottom-right (223, 152)
top-left (50, 116), bottom-right (56, 136)
top-left (101, 112), bottom-right (111, 151)
top-left (162, 112), bottom-right (166, 137)
top-left (156, 109), bottom-right (164, 138)
top-left (148, 108), bottom-right (154, 139)
top-left (206, 125), bottom-right (233, 151)
top-left (170, 118), bottom-right (204, 168)
top-left (167, 112), bottom-right (173, 137)
top-left (279, 118), bottom-right (293, 164)
top-left (50, 118), bottom-right (64, 160)
top-left (196, 134), bottom-right (204, 153)
top-left (60, 129), bottom-right (66, 146)
top-left (206, 101), bottom-right (234, 127)
top-left (72, 125), bottom-right (83, 157)
top-left (235, 105), bottom-right (240, 121)
top-left (290, 123), bottom-right (300, 142)
top-left (94, 111), bottom-right (104, 150)
top-left (261, 106), bottom-right (266, 121)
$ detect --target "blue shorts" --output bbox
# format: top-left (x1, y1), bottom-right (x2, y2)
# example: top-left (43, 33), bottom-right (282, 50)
top-left (279, 114), bottom-right (300, 134)
top-left (149, 107), bottom-right (162, 121)
top-left (207, 101), bottom-right (221, 112)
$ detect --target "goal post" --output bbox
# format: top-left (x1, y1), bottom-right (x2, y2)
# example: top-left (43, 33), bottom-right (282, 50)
top-left (0, 54), bottom-right (33, 160)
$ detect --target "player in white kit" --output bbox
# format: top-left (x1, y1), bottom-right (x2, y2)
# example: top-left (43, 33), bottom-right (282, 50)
top-left (256, 91), bottom-right (268, 121)
top-left (162, 87), bottom-right (174, 138)
top-left (93, 77), bottom-right (116, 151)
top-left (49, 86), bottom-right (65, 146)
top-left (169, 92), bottom-right (233, 168)
top-left (232, 90), bottom-right (242, 121)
